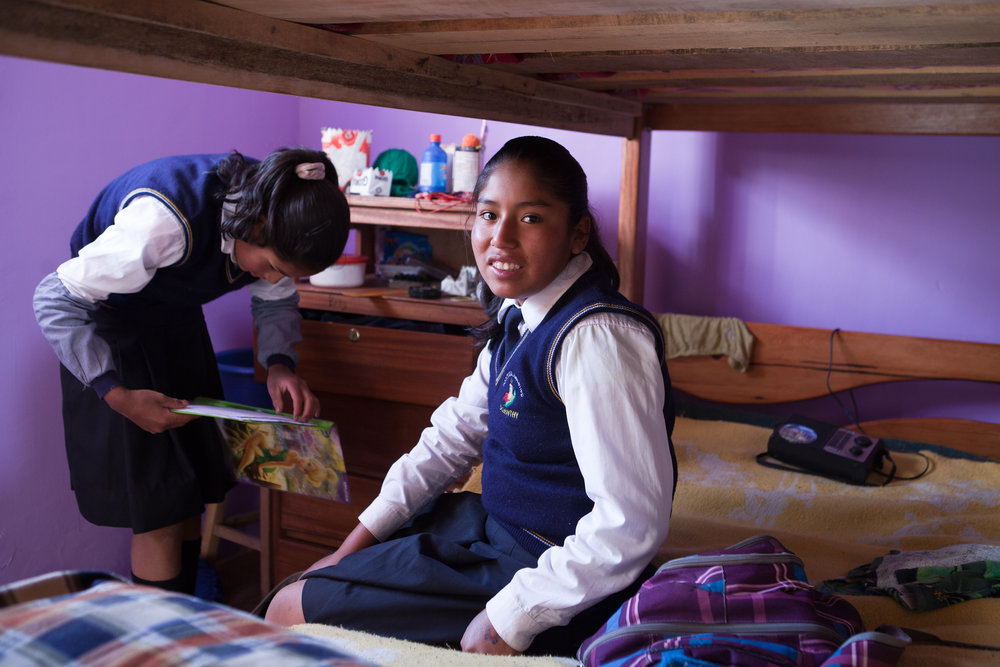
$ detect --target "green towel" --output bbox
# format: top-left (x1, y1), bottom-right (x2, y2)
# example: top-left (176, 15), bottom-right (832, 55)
top-left (656, 313), bottom-right (755, 372)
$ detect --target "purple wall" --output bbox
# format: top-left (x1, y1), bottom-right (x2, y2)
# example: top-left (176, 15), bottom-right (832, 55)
top-left (1, 56), bottom-right (298, 584)
top-left (645, 131), bottom-right (1000, 344)
top-left (3, 54), bottom-right (997, 585)
top-left (642, 131), bottom-right (1000, 423)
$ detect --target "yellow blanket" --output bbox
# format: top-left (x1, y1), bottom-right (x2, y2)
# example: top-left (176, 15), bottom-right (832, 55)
top-left (295, 416), bottom-right (1000, 666)
top-left (663, 416), bottom-right (1000, 666)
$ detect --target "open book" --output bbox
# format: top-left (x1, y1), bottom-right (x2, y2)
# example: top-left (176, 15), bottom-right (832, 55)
top-left (176, 398), bottom-right (349, 503)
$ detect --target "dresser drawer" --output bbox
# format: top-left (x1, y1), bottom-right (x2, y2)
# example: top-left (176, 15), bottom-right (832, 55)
top-left (297, 320), bottom-right (479, 407)
top-left (275, 473), bottom-right (382, 550)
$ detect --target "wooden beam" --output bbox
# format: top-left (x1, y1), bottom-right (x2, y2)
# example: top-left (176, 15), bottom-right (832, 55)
top-left (0, 0), bottom-right (641, 137)
top-left (210, 1), bottom-right (1000, 25)
top-left (561, 66), bottom-right (1000, 92)
top-left (343, 4), bottom-right (1000, 55)
top-left (490, 45), bottom-right (1000, 74)
top-left (645, 101), bottom-right (1000, 135)
top-left (616, 122), bottom-right (649, 303)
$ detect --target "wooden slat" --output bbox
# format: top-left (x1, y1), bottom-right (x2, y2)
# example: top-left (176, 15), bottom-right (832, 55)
top-left (212, 0), bottom-right (991, 25)
top-left (641, 87), bottom-right (1000, 103)
top-left (669, 322), bottom-right (1000, 404)
top-left (494, 46), bottom-right (1000, 75)
top-left (342, 5), bottom-right (1000, 55)
top-left (616, 126), bottom-right (647, 303)
top-left (645, 101), bottom-right (1000, 135)
top-left (297, 285), bottom-right (484, 328)
top-left (562, 66), bottom-right (1000, 92)
top-left (346, 195), bottom-right (473, 229)
top-left (0, 0), bottom-right (640, 137)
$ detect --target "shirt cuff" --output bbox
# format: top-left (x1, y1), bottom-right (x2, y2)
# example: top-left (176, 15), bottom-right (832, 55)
top-left (485, 585), bottom-right (547, 653)
top-left (357, 496), bottom-right (411, 542)
top-left (266, 354), bottom-right (296, 372)
top-left (92, 371), bottom-right (121, 399)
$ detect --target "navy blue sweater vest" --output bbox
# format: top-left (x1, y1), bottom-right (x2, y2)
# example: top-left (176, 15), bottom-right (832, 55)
top-left (480, 269), bottom-right (676, 557)
top-left (71, 154), bottom-right (256, 309)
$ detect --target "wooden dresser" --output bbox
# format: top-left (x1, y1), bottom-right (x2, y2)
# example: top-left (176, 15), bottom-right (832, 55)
top-left (264, 195), bottom-right (483, 584)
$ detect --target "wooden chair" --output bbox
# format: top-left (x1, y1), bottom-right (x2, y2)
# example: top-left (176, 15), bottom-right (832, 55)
top-left (201, 487), bottom-right (272, 596)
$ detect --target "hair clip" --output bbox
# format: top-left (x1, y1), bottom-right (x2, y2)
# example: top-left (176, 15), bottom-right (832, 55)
top-left (296, 162), bottom-right (326, 180)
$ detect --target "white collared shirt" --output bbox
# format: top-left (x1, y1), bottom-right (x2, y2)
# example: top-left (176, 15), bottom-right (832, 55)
top-left (58, 195), bottom-right (295, 303)
top-left (37, 194), bottom-right (298, 390)
top-left (359, 253), bottom-right (674, 651)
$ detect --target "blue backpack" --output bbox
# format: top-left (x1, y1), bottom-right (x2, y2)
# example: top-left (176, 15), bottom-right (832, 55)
top-left (577, 535), bottom-right (911, 666)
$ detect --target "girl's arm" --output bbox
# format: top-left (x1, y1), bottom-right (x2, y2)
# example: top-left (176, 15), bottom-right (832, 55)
top-left (248, 289), bottom-right (320, 421)
top-left (34, 196), bottom-right (188, 396)
top-left (303, 523), bottom-right (379, 573)
top-left (356, 346), bottom-right (492, 541)
top-left (485, 313), bottom-right (674, 652)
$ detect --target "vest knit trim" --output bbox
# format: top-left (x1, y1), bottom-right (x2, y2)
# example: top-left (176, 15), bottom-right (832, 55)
top-left (70, 154), bottom-right (257, 309)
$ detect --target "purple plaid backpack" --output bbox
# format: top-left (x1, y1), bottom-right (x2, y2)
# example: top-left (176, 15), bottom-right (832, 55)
top-left (577, 535), bottom-right (910, 667)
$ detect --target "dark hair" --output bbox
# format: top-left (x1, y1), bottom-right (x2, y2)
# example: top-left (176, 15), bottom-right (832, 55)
top-left (217, 147), bottom-right (350, 274)
top-left (470, 136), bottom-right (619, 344)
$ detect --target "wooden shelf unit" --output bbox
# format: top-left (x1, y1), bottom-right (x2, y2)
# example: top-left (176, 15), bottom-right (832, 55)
top-left (296, 195), bottom-right (482, 327)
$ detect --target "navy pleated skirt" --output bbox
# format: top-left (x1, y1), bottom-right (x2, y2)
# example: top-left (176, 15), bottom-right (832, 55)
top-left (300, 492), bottom-right (651, 657)
top-left (59, 304), bottom-right (235, 534)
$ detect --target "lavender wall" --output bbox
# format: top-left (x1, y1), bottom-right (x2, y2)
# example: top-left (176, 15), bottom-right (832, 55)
top-left (3, 54), bottom-right (997, 585)
top-left (643, 130), bottom-right (1000, 423)
top-left (1, 56), bottom-right (299, 584)
top-left (645, 131), bottom-right (1000, 343)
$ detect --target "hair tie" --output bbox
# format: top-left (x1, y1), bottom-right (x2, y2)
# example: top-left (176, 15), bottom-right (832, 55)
top-left (296, 162), bottom-right (326, 180)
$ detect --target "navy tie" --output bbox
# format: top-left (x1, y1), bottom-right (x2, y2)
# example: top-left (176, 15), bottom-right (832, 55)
top-left (504, 307), bottom-right (524, 342)
top-left (497, 307), bottom-right (524, 366)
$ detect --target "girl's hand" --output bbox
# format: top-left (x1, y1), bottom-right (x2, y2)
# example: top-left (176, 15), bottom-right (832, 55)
top-left (461, 609), bottom-right (521, 655)
top-left (304, 523), bottom-right (378, 573)
top-left (103, 386), bottom-right (197, 433)
top-left (266, 364), bottom-right (321, 422)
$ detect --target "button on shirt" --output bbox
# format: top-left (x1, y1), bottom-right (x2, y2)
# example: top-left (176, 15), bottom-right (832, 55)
top-left (358, 253), bottom-right (674, 652)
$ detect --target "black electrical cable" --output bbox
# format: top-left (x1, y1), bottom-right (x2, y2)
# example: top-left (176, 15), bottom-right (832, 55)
top-left (825, 327), bottom-right (930, 483)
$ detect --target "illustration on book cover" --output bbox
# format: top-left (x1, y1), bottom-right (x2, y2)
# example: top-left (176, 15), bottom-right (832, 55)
top-left (176, 398), bottom-right (350, 502)
top-left (220, 418), bottom-right (349, 502)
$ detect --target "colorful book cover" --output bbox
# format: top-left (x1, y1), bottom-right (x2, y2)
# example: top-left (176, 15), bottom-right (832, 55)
top-left (175, 398), bottom-right (350, 503)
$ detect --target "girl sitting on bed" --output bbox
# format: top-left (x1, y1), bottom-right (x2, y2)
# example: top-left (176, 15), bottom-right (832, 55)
top-left (265, 135), bottom-right (677, 657)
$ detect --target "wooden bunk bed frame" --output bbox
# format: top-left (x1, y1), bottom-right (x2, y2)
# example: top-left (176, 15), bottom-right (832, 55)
top-left (2, 7), bottom-right (998, 660)
top-left (3, 0), bottom-right (997, 449)
top-left (668, 321), bottom-right (1000, 460)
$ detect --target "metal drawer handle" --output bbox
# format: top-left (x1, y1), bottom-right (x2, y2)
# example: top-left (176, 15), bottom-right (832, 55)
top-left (347, 327), bottom-right (361, 342)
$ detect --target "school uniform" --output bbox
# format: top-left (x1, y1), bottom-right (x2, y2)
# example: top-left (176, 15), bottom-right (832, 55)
top-left (34, 154), bottom-right (303, 534)
top-left (300, 253), bottom-right (676, 655)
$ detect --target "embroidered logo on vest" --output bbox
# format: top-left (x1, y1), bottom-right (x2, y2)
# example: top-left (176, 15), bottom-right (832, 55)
top-left (499, 372), bottom-right (522, 419)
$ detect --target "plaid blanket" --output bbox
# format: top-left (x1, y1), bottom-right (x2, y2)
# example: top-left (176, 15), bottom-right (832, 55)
top-left (0, 571), bottom-right (370, 665)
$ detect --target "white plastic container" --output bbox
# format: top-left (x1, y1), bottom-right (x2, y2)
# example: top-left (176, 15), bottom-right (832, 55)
top-left (309, 255), bottom-right (368, 287)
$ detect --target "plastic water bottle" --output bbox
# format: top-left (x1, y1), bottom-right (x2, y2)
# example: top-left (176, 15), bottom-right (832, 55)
top-left (418, 134), bottom-right (448, 194)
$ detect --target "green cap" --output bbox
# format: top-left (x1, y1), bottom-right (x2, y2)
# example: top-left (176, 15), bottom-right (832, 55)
top-left (373, 149), bottom-right (419, 197)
